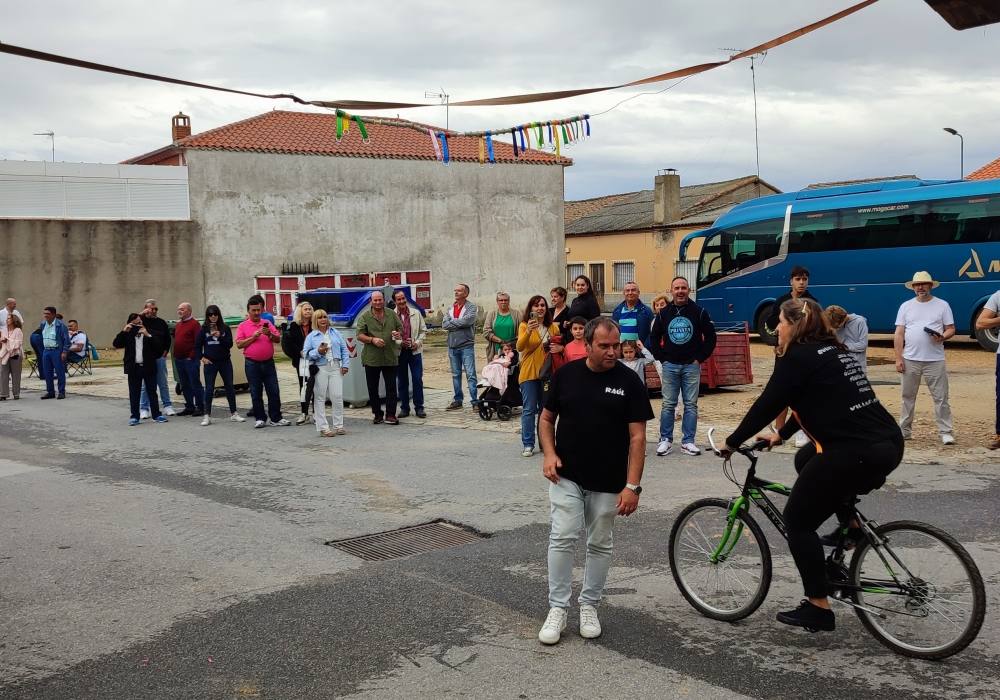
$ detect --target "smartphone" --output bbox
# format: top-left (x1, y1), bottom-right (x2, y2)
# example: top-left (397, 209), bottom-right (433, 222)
top-left (923, 326), bottom-right (943, 338)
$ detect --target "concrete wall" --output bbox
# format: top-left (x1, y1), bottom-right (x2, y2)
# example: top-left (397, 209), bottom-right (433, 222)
top-left (0, 219), bottom-right (204, 345)
top-left (186, 151), bottom-right (566, 316)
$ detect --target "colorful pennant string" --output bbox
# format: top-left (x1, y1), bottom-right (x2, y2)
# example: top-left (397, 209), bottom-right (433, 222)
top-left (333, 108), bottom-right (592, 162)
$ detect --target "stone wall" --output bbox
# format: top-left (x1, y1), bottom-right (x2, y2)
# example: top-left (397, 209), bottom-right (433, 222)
top-left (0, 219), bottom-right (204, 345)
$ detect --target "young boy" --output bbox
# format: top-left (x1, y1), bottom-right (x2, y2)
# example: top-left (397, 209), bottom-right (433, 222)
top-left (561, 316), bottom-right (589, 364)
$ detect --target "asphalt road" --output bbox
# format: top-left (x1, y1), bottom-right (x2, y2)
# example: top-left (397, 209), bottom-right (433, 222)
top-left (1, 391), bottom-right (998, 699)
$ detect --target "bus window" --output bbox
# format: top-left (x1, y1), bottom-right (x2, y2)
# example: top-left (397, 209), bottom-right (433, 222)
top-left (698, 233), bottom-right (725, 286)
top-left (790, 210), bottom-right (839, 252)
top-left (723, 219), bottom-right (783, 272)
top-left (806, 203), bottom-right (928, 252)
top-left (930, 195), bottom-right (1000, 244)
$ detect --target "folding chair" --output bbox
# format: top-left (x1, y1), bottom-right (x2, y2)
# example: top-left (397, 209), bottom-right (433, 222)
top-left (66, 342), bottom-right (97, 377)
top-left (27, 351), bottom-right (40, 378)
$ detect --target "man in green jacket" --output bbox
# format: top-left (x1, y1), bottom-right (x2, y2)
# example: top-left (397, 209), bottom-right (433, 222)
top-left (357, 290), bottom-right (403, 424)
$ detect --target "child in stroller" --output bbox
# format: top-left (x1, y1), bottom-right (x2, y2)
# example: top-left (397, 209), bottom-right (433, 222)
top-left (478, 342), bottom-right (522, 421)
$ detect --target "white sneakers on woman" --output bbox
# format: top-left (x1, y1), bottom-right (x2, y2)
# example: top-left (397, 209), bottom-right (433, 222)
top-left (230, 412), bottom-right (245, 422)
top-left (200, 415), bottom-right (211, 426)
top-left (537, 605), bottom-right (601, 645)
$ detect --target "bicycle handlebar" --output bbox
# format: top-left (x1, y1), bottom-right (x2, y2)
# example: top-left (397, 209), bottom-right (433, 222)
top-left (706, 427), bottom-right (770, 457)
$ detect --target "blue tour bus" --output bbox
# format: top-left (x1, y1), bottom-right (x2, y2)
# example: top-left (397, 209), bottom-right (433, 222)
top-left (678, 178), bottom-right (1000, 351)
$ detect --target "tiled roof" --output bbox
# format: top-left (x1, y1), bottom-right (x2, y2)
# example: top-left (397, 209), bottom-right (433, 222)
top-left (565, 176), bottom-right (779, 235)
top-left (564, 193), bottom-right (635, 225)
top-left (968, 156), bottom-right (1000, 181)
top-left (125, 110), bottom-right (571, 166)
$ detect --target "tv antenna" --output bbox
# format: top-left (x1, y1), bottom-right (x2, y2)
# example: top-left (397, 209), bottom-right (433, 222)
top-left (721, 49), bottom-right (766, 195)
top-left (34, 130), bottom-right (55, 162)
top-left (424, 88), bottom-right (450, 130)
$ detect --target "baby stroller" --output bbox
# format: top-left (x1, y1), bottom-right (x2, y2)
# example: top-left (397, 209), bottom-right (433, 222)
top-left (478, 350), bottom-right (522, 421)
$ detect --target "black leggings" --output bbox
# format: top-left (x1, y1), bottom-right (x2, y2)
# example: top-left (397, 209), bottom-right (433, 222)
top-left (784, 437), bottom-right (903, 598)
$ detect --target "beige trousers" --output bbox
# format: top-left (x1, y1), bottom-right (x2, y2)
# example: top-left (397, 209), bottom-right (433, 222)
top-left (900, 359), bottom-right (953, 436)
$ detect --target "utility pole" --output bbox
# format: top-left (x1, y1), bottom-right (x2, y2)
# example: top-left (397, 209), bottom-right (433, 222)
top-left (721, 49), bottom-right (765, 196)
top-left (34, 130), bottom-right (55, 161)
top-left (424, 89), bottom-right (450, 130)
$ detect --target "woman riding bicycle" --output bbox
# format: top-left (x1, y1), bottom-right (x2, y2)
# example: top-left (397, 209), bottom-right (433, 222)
top-left (723, 298), bottom-right (903, 632)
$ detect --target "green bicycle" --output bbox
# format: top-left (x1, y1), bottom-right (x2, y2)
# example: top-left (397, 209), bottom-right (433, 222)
top-left (667, 428), bottom-right (986, 660)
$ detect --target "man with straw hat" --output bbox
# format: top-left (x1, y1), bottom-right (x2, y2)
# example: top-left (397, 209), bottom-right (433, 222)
top-left (893, 271), bottom-right (956, 445)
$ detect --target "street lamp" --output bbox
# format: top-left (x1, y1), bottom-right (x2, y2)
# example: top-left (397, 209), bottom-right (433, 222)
top-left (943, 127), bottom-right (963, 179)
top-left (34, 130), bottom-right (55, 162)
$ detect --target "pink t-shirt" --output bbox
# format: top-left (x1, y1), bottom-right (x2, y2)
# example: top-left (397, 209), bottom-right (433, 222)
top-left (236, 318), bottom-right (278, 362)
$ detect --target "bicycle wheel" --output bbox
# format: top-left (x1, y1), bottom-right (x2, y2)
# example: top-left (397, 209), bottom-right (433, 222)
top-left (849, 520), bottom-right (986, 660)
top-left (669, 498), bottom-right (772, 621)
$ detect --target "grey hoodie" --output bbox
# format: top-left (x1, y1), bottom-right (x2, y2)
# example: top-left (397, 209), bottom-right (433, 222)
top-left (443, 301), bottom-right (478, 349)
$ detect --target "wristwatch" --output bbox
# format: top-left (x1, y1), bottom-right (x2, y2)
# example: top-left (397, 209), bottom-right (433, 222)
top-left (625, 483), bottom-right (642, 495)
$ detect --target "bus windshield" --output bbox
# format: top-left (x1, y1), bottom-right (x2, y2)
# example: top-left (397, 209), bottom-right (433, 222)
top-left (697, 218), bottom-right (783, 287)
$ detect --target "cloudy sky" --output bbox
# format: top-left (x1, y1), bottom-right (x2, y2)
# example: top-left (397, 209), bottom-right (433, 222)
top-left (1, 0), bottom-right (997, 199)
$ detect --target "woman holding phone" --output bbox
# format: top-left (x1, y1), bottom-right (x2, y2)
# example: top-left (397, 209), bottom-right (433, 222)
top-left (195, 304), bottom-right (243, 426)
top-left (516, 295), bottom-right (562, 457)
top-left (303, 309), bottom-right (351, 437)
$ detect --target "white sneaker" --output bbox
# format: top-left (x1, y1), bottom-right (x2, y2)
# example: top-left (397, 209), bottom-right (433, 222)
top-left (522, 447), bottom-right (534, 457)
top-left (942, 433), bottom-right (956, 445)
top-left (200, 415), bottom-right (211, 426)
top-left (163, 406), bottom-right (177, 416)
top-left (139, 409), bottom-right (151, 420)
top-left (794, 431), bottom-right (810, 448)
top-left (579, 604), bottom-right (602, 639)
top-left (230, 412), bottom-right (246, 423)
top-left (254, 420), bottom-right (266, 429)
top-left (268, 418), bottom-right (291, 427)
top-left (656, 440), bottom-right (672, 456)
top-left (295, 412), bottom-right (308, 425)
top-left (680, 442), bottom-right (701, 456)
top-left (538, 607), bottom-right (568, 645)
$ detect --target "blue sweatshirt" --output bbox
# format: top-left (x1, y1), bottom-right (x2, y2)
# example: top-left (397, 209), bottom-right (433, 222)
top-left (194, 325), bottom-right (234, 363)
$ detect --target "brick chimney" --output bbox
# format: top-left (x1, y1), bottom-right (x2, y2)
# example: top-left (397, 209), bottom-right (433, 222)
top-left (171, 112), bottom-right (191, 142)
top-left (653, 169), bottom-right (681, 226)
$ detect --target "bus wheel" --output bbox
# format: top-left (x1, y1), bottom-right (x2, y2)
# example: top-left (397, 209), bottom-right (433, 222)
top-left (755, 305), bottom-right (777, 346)
top-left (974, 321), bottom-right (999, 352)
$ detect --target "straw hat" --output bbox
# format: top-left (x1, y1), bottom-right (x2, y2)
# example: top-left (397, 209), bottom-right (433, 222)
top-left (904, 271), bottom-right (940, 289)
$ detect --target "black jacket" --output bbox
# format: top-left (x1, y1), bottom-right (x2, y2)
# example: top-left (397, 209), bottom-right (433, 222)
top-left (113, 328), bottom-right (162, 375)
top-left (142, 316), bottom-right (171, 356)
top-left (764, 291), bottom-right (818, 336)
top-left (561, 293), bottom-right (601, 339)
top-left (727, 341), bottom-right (900, 451)
top-left (281, 322), bottom-right (310, 365)
top-left (650, 301), bottom-right (717, 365)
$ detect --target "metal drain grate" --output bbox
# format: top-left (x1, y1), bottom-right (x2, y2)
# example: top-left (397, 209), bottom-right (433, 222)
top-left (325, 520), bottom-right (487, 561)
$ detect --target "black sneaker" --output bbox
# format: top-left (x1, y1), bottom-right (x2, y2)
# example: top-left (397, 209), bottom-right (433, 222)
top-left (191, 409), bottom-right (204, 417)
top-left (445, 401), bottom-right (462, 411)
top-left (398, 410), bottom-right (410, 418)
top-left (820, 526), bottom-right (864, 549)
top-left (372, 415), bottom-right (384, 424)
top-left (776, 600), bottom-right (835, 632)
top-left (415, 409), bottom-right (427, 418)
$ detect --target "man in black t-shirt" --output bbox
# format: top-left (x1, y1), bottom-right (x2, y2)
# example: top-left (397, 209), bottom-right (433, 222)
top-left (536, 317), bottom-right (654, 645)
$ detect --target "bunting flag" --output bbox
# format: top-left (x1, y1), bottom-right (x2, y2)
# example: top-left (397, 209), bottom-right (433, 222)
top-left (333, 109), bottom-right (593, 162)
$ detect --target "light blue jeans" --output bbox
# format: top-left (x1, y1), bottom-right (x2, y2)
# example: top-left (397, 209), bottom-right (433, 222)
top-left (660, 361), bottom-right (701, 444)
top-left (519, 379), bottom-right (542, 449)
top-left (140, 356), bottom-right (174, 411)
top-left (448, 345), bottom-right (478, 406)
top-left (548, 477), bottom-right (619, 608)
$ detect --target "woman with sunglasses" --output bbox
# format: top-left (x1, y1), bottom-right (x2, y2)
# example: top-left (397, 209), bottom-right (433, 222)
top-left (195, 304), bottom-right (244, 426)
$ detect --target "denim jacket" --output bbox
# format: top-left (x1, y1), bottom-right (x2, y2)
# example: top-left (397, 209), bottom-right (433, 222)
top-left (37, 318), bottom-right (71, 352)
top-left (303, 328), bottom-right (351, 368)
